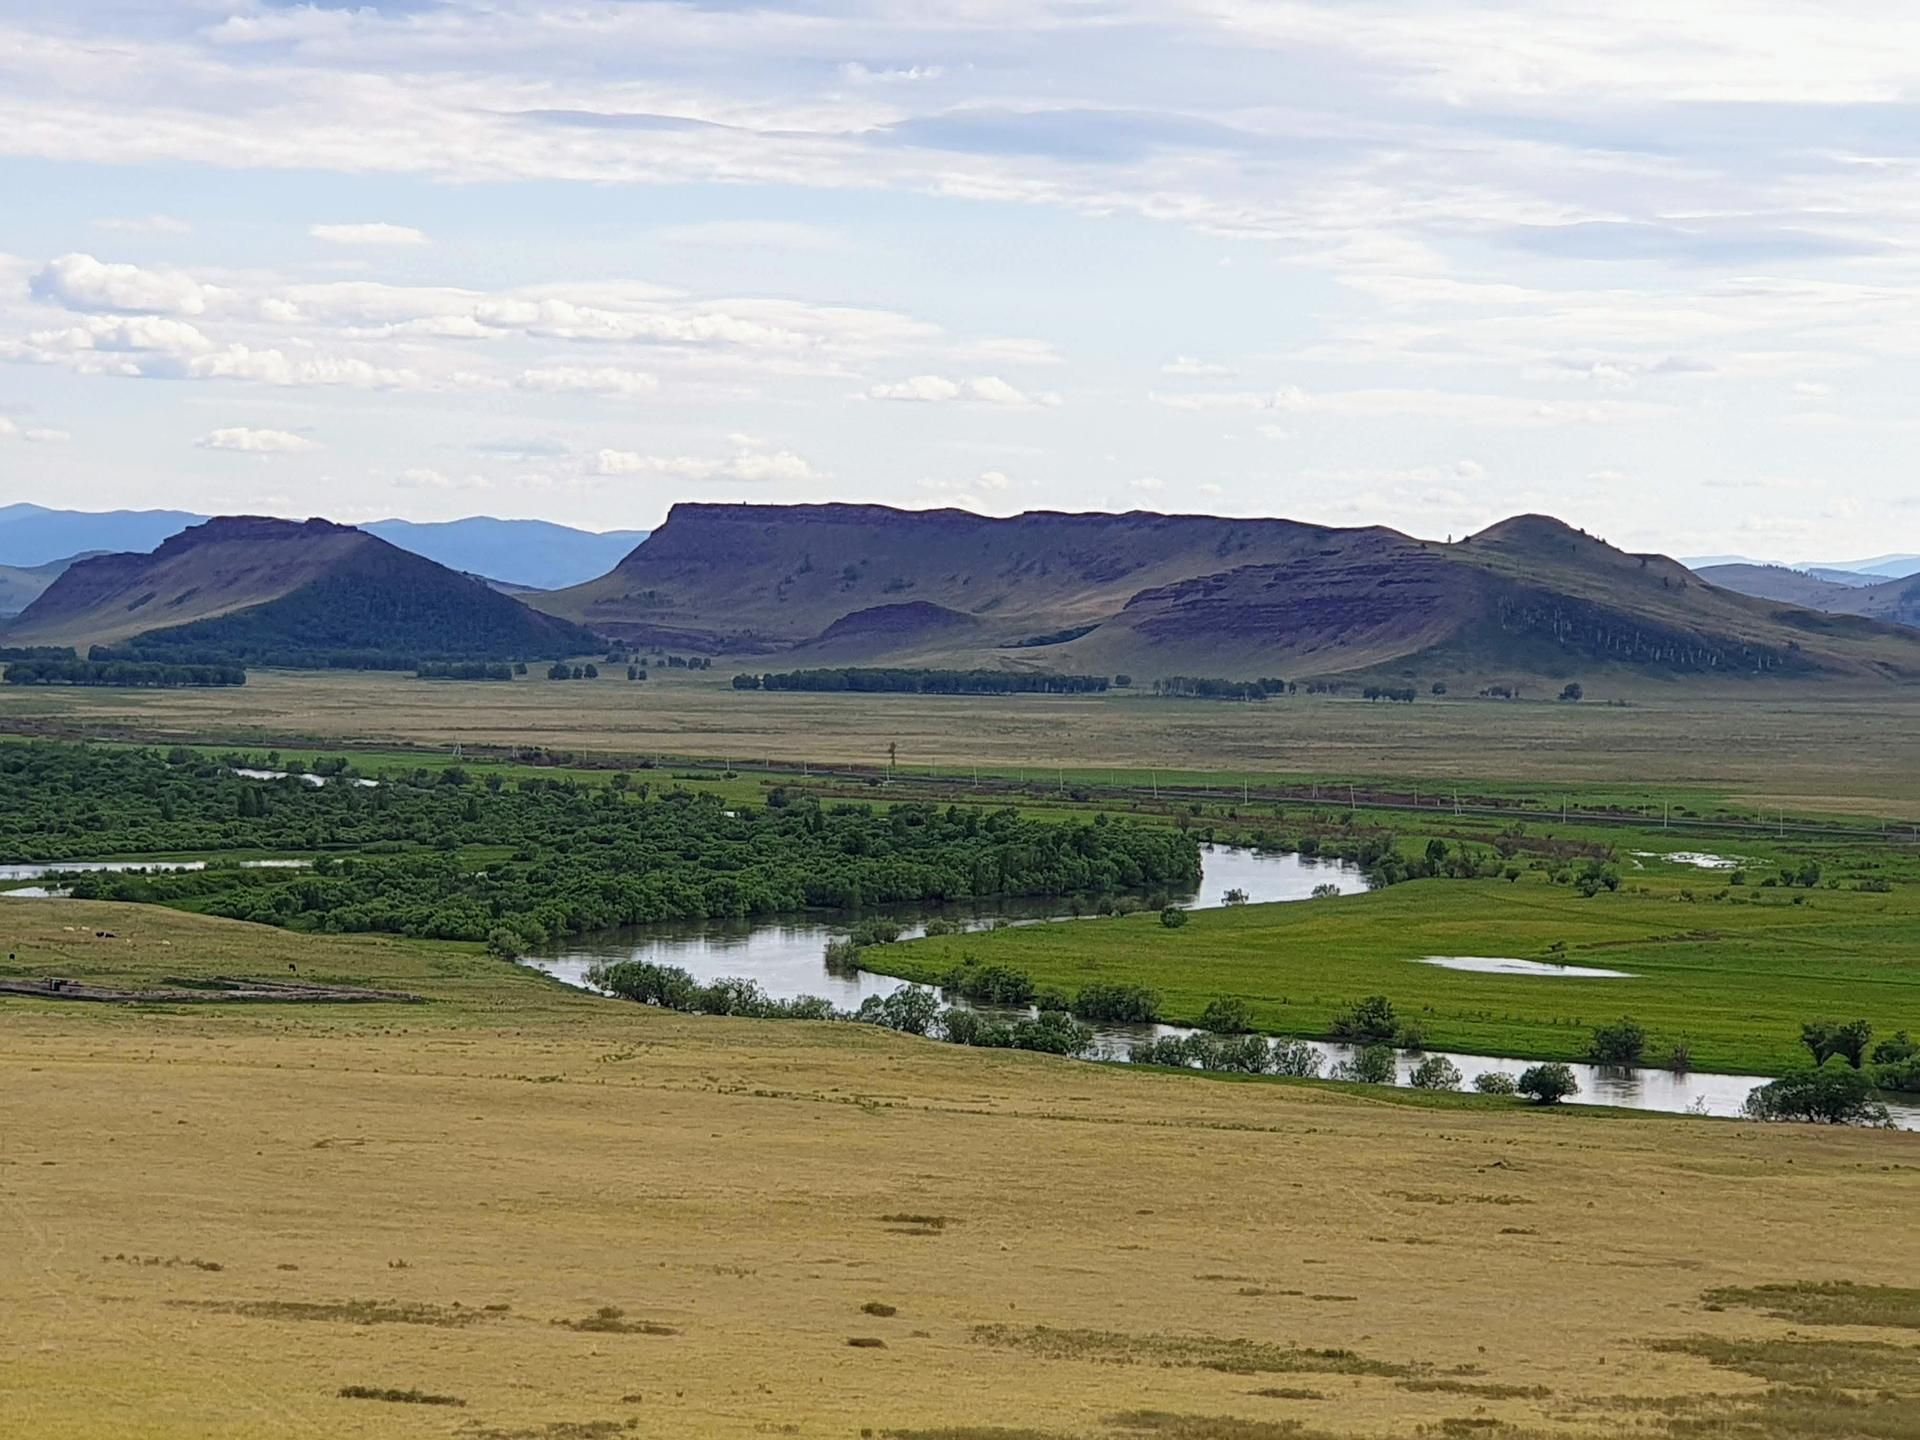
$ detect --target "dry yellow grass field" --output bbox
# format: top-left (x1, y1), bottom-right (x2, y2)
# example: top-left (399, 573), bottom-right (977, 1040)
top-left (11, 667), bottom-right (1920, 812)
top-left (4, 900), bottom-right (1919, 1440)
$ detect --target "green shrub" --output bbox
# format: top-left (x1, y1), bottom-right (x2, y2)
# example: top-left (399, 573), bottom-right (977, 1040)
top-left (1473, 1071), bottom-right (1518, 1095)
top-left (854, 987), bottom-right (941, 1036)
top-left (1006, 1010), bottom-right (1095, 1057)
top-left (1333, 1045), bottom-right (1396, 1085)
top-left (1872, 1031), bottom-right (1917, 1065)
top-left (1072, 982), bottom-right (1162, 1024)
top-left (1746, 1059), bottom-right (1892, 1125)
top-left (1329, 995), bottom-right (1398, 1044)
top-left (1590, 1016), bottom-right (1648, 1065)
top-left (1198, 995), bottom-right (1253, 1034)
top-left (940, 962), bottom-right (1036, 1005)
top-left (1160, 905), bottom-right (1189, 929)
top-left (1801, 1019), bottom-right (1873, 1068)
top-left (1873, 1058), bottom-right (1920, 1094)
top-left (1211, 1033), bottom-right (1277, 1073)
top-left (1409, 1055), bottom-right (1463, 1091)
top-left (1129, 1035), bottom-right (1192, 1068)
top-left (1516, 1063), bottom-right (1579, 1104)
top-left (1269, 1040), bottom-right (1325, 1079)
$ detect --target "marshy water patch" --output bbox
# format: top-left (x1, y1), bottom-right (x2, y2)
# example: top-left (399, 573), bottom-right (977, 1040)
top-left (1630, 851), bottom-right (1752, 871)
top-left (234, 768), bottom-right (378, 788)
top-left (1417, 955), bottom-right (1635, 979)
top-left (0, 858), bottom-right (312, 897)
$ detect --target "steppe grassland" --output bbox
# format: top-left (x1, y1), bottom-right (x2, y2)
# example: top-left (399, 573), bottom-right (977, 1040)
top-left (11, 667), bottom-right (1920, 812)
top-left (4, 901), bottom-right (1920, 1440)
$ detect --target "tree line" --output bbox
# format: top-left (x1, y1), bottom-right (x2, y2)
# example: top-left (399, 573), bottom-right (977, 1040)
top-left (0, 646), bottom-right (78, 662)
top-left (416, 661), bottom-right (516, 681)
top-left (734, 668), bottom-right (1112, 695)
top-left (3, 659), bottom-right (245, 688)
top-left (1152, 676), bottom-right (1290, 700)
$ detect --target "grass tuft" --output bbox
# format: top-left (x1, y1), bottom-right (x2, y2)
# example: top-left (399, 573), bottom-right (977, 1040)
top-left (971, 1325), bottom-right (1418, 1377)
top-left (337, 1384), bottom-right (465, 1407)
top-left (553, 1305), bottom-right (679, 1336)
top-left (169, 1297), bottom-right (484, 1328)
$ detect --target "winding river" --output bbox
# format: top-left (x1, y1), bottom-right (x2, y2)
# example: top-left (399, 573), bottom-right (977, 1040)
top-left (524, 847), bottom-right (1920, 1130)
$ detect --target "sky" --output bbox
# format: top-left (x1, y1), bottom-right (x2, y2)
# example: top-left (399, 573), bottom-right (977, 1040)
top-left (3, 1), bottom-right (1920, 560)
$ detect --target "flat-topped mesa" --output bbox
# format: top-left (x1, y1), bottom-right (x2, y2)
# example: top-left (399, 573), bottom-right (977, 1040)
top-left (150, 515), bottom-right (359, 553)
top-left (528, 503), bottom-right (1920, 684)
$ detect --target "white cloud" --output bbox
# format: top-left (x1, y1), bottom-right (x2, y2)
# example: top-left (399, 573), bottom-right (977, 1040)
top-left (0, 418), bottom-right (69, 443)
top-left (395, 466), bottom-right (491, 491)
top-left (868, 374), bottom-right (1060, 407)
top-left (1152, 385), bottom-right (1663, 426)
top-left (654, 221), bottom-right (843, 251)
top-left (1162, 356), bottom-right (1236, 377)
top-left (310, 223), bottom-right (430, 247)
top-left (27, 314), bottom-right (212, 355)
top-left (869, 374), bottom-right (961, 403)
top-left (1131, 477), bottom-right (1165, 492)
top-left (188, 345), bottom-right (420, 388)
top-left (594, 446), bottom-right (823, 484)
top-left (517, 366), bottom-right (660, 398)
top-left (196, 427), bottom-right (319, 453)
top-left (29, 254), bottom-right (219, 316)
top-left (94, 215), bottom-right (193, 236)
top-left (840, 62), bottom-right (943, 83)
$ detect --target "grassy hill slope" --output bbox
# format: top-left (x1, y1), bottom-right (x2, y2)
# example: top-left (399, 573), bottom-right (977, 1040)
top-left (4, 516), bottom-right (601, 662)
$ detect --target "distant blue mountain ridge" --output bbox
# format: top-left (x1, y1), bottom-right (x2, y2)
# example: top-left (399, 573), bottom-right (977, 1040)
top-left (1683, 551), bottom-right (1920, 583)
top-left (0, 504), bottom-right (648, 590)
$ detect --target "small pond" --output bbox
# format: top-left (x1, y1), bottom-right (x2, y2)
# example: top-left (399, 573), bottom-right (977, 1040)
top-left (1418, 955), bottom-right (1634, 979)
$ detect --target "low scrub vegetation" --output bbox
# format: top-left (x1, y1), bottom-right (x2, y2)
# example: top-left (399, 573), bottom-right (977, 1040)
top-left (1744, 1060), bottom-right (1893, 1127)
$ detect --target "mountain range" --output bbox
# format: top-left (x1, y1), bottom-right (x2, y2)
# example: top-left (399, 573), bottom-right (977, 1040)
top-left (1683, 552), bottom-right (1920, 584)
top-left (531, 503), bottom-right (1920, 685)
top-left (11, 502), bottom-right (1920, 687)
top-left (0, 505), bottom-right (647, 591)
